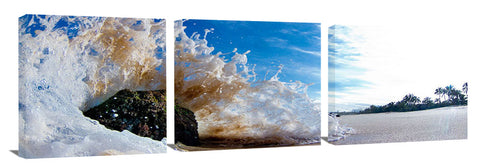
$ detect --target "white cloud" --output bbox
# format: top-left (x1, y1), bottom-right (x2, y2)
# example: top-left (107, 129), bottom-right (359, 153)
top-left (264, 37), bottom-right (287, 44)
top-left (290, 46), bottom-right (321, 57)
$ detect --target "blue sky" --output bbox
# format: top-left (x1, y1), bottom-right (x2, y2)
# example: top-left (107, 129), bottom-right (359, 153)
top-left (182, 19), bottom-right (321, 100)
top-left (328, 25), bottom-right (470, 112)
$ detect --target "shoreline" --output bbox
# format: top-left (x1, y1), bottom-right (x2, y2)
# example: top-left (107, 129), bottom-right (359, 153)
top-left (330, 105), bottom-right (467, 116)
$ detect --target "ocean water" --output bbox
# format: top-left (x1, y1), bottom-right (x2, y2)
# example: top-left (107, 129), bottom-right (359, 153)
top-left (174, 20), bottom-right (321, 146)
top-left (18, 15), bottom-right (167, 158)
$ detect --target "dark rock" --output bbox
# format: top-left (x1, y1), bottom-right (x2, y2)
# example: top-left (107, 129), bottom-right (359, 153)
top-left (83, 89), bottom-right (166, 141)
top-left (175, 105), bottom-right (200, 146)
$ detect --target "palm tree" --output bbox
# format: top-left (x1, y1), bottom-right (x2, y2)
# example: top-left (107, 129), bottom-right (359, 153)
top-left (434, 87), bottom-right (443, 103)
top-left (441, 88), bottom-right (447, 102)
top-left (403, 94), bottom-right (420, 106)
top-left (450, 89), bottom-right (464, 105)
top-left (413, 96), bottom-right (421, 105)
top-left (422, 97), bottom-right (433, 105)
top-left (462, 82), bottom-right (468, 96)
top-left (462, 82), bottom-right (468, 105)
top-left (445, 85), bottom-right (454, 103)
top-left (402, 94), bottom-right (411, 104)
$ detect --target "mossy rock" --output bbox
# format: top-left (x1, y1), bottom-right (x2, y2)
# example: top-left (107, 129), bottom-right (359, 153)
top-left (83, 89), bottom-right (166, 141)
top-left (175, 105), bottom-right (200, 146)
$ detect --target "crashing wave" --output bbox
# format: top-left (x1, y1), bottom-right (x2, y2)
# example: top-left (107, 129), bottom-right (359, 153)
top-left (18, 15), bottom-right (167, 158)
top-left (174, 20), bottom-right (321, 146)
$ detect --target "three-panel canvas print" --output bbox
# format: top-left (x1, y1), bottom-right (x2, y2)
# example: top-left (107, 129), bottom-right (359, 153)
top-left (18, 14), bottom-right (467, 158)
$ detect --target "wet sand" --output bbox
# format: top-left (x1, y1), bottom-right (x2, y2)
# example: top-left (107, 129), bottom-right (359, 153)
top-left (169, 141), bottom-right (321, 152)
top-left (331, 106), bottom-right (467, 145)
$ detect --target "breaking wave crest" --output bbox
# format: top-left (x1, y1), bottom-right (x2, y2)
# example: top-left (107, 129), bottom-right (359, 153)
top-left (174, 20), bottom-right (321, 146)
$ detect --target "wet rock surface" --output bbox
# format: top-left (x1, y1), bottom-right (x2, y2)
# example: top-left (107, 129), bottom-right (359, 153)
top-left (83, 89), bottom-right (166, 141)
top-left (175, 105), bottom-right (200, 146)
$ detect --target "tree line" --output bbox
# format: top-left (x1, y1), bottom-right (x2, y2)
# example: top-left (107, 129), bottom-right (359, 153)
top-left (358, 83), bottom-right (468, 114)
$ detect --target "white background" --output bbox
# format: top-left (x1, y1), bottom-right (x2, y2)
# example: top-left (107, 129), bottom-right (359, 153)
top-left (1, 0), bottom-right (479, 167)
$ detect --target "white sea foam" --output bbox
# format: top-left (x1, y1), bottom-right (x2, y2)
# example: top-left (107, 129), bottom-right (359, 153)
top-left (328, 115), bottom-right (354, 142)
top-left (19, 15), bottom-right (167, 158)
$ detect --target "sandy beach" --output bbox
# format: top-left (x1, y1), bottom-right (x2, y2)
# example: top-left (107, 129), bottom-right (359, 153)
top-left (330, 106), bottom-right (467, 145)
